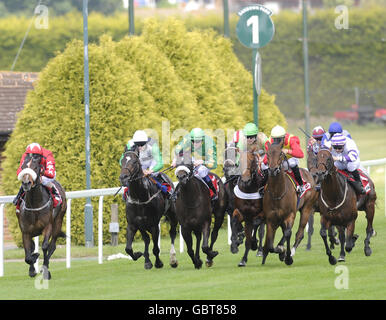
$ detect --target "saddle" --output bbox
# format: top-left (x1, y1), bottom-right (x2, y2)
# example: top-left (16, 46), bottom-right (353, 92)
top-left (196, 173), bottom-right (219, 199)
top-left (285, 170), bottom-right (311, 199)
top-left (337, 169), bottom-right (371, 195)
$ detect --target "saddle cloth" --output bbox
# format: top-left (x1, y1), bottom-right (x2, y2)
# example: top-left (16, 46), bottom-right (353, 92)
top-left (285, 170), bottom-right (311, 199)
top-left (337, 169), bottom-right (371, 194)
top-left (197, 173), bottom-right (219, 199)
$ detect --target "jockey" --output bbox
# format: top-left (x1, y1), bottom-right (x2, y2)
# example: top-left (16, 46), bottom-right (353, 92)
top-left (263, 125), bottom-right (306, 194)
top-left (172, 128), bottom-right (218, 197)
top-left (307, 126), bottom-right (326, 155)
top-left (119, 130), bottom-right (173, 199)
top-left (330, 133), bottom-right (365, 195)
top-left (322, 121), bottom-right (352, 148)
top-left (13, 143), bottom-right (62, 212)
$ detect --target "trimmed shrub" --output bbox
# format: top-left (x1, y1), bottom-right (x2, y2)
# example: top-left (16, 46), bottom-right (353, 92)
top-left (1, 18), bottom-right (284, 246)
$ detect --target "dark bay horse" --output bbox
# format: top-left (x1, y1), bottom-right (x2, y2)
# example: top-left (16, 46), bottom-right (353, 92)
top-left (119, 147), bottom-right (178, 269)
top-left (232, 144), bottom-right (265, 267)
top-left (315, 148), bottom-right (376, 264)
top-left (306, 144), bottom-right (339, 250)
top-left (174, 153), bottom-right (227, 269)
top-left (17, 154), bottom-right (66, 279)
top-left (262, 142), bottom-right (318, 265)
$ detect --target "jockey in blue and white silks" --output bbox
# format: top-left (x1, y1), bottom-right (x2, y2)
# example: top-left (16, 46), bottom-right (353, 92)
top-left (329, 133), bottom-right (365, 194)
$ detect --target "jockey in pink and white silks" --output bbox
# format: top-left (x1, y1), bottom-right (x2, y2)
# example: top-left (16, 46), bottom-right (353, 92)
top-left (326, 133), bottom-right (365, 195)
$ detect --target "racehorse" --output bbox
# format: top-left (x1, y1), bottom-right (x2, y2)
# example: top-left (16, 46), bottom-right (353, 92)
top-left (174, 151), bottom-right (227, 269)
top-left (315, 148), bottom-right (376, 264)
top-left (223, 144), bottom-right (265, 255)
top-left (17, 153), bottom-right (67, 279)
top-left (306, 143), bottom-right (339, 250)
top-left (119, 147), bottom-right (178, 269)
top-left (232, 144), bottom-right (265, 267)
top-left (262, 142), bottom-right (318, 265)
top-left (223, 144), bottom-right (244, 253)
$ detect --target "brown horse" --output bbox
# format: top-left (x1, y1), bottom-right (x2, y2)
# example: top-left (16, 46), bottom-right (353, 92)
top-left (315, 148), bottom-right (376, 264)
top-left (232, 144), bottom-right (265, 267)
top-left (17, 154), bottom-right (67, 279)
top-left (262, 142), bottom-right (318, 265)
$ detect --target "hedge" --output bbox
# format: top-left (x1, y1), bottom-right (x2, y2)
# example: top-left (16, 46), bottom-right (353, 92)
top-left (1, 18), bottom-right (284, 246)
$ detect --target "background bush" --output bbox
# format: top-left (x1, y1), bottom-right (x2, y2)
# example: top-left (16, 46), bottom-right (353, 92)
top-left (1, 18), bottom-right (284, 246)
top-left (1, 7), bottom-right (385, 117)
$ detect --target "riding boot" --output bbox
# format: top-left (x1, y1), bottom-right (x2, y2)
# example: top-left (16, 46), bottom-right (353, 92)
top-left (12, 186), bottom-right (24, 206)
top-left (204, 175), bottom-right (217, 199)
top-left (351, 169), bottom-right (365, 195)
top-left (49, 185), bottom-right (62, 207)
top-left (292, 165), bottom-right (304, 193)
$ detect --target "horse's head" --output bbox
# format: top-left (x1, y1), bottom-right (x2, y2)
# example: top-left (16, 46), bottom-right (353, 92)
top-left (316, 148), bottom-right (334, 183)
top-left (175, 163), bottom-right (194, 186)
top-left (266, 142), bottom-right (286, 177)
top-left (17, 154), bottom-right (42, 192)
top-left (223, 146), bottom-right (240, 179)
top-left (238, 144), bottom-right (261, 188)
top-left (119, 147), bottom-right (142, 187)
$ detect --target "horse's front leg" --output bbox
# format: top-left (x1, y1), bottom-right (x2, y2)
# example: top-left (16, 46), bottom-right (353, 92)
top-left (284, 217), bottom-right (295, 266)
top-left (337, 226), bottom-right (346, 262)
top-left (256, 222), bottom-right (265, 257)
top-left (140, 229), bottom-right (152, 270)
top-left (125, 225), bottom-right (142, 261)
top-left (209, 208), bottom-right (225, 255)
top-left (364, 202), bottom-right (375, 256)
top-left (230, 210), bottom-right (243, 254)
top-left (41, 224), bottom-right (52, 280)
top-left (320, 217), bottom-right (337, 265)
top-left (238, 221), bottom-right (253, 267)
top-left (167, 211), bottom-right (178, 268)
top-left (292, 207), bottom-right (312, 257)
top-left (151, 225), bottom-right (163, 269)
top-left (306, 213), bottom-right (314, 250)
top-left (262, 222), bottom-right (277, 265)
top-left (22, 233), bottom-right (38, 277)
top-left (345, 220), bottom-right (357, 253)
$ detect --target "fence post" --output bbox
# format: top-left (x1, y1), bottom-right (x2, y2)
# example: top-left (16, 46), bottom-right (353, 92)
top-left (109, 204), bottom-right (119, 246)
top-left (66, 199), bottom-right (71, 269)
top-left (98, 196), bottom-right (104, 264)
top-left (0, 204), bottom-right (4, 277)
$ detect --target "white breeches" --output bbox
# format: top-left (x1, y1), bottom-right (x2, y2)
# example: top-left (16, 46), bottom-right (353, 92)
top-left (194, 164), bottom-right (209, 178)
top-left (41, 174), bottom-right (56, 187)
top-left (282, 157), bottom-right (299, 171)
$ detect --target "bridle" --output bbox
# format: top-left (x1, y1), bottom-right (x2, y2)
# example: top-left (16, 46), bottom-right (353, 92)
top-left (121, 150), bottom-right (145, 183)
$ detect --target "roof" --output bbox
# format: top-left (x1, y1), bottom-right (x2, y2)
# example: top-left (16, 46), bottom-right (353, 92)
top-left (0, 71), bottom-right (39, 139)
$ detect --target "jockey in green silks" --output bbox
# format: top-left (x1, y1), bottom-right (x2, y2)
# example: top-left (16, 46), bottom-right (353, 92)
top-left (172, 128), bottom-right (218, 197)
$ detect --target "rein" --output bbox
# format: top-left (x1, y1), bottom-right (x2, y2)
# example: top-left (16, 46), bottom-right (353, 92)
top-left (126, 189), bottom-right (162, 205)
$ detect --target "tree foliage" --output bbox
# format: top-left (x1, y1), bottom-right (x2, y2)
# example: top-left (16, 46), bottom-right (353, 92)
top-left (1, 18), bottom-right (284, 246)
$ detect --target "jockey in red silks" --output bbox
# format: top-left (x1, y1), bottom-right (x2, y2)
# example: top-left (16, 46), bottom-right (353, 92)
top-left (13, 143), bottom-right (62, 212)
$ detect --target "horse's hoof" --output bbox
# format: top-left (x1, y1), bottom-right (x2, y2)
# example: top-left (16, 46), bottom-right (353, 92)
top-left (256, 250), bottom-right (263, 257)
top-left (144, 262), bottom-right (153, 270)
top-left (329, 255), bottom-right (337, 265)
top-left (194, 259), bottom-right (203, 269)
top-left (41, 266), bottom-right (51, 280)
top-left (238, 261), bottom-right (246, 267)
top-left (210, 251), bottom-right (218, 259)
top-left (230, 245), bottom-right (239, 254)
top-left (364, 247), bottom-right (372, 256)
top-left (155, 260), bottom-right (164, 269)
top-left (285, 256), bottom-right (293, 266)
top-left (306, 245), bottom-right (311, 251)
top-left (251, 241), bottom-right (258, 251)
top-left (338, 255), bottom-right (345, 262)
top-left (133, 252), bottom-right (143, 261)
top-left (170, 262), bottom-right (178, 268)
top-left (29, 270), bottom-right (37, 278)
top-left (279, 251), bottom-right (285, 262)
top-left (345, 246), bottom-right (353, 253)
top-left (205, 260), bottom-right (214, 268)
